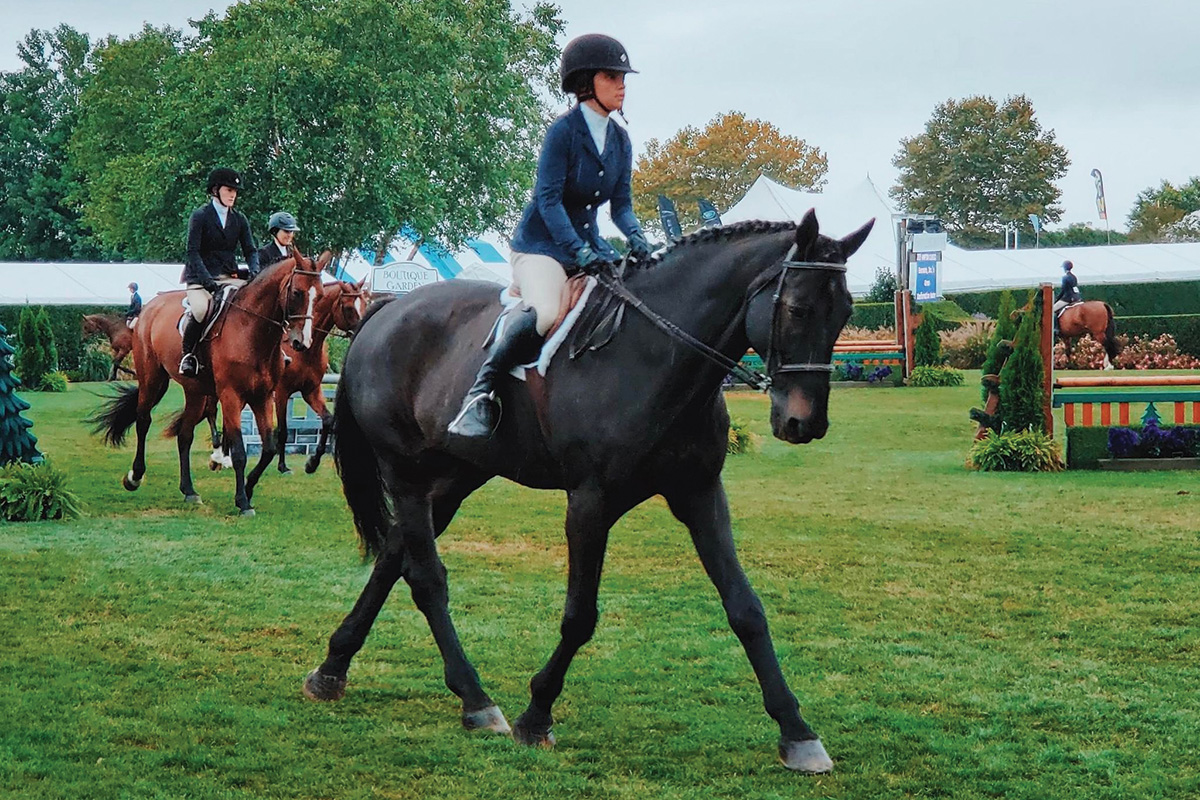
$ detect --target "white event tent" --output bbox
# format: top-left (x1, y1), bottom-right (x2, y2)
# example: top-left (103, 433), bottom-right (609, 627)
top-left (721, 175), bottom-right (1200, 296)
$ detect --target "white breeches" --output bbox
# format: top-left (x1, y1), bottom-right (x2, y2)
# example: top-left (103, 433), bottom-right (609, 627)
top-left (510, 252), bottom-right (567, 336)
top-left (185, 276), bottom-right (246, 322)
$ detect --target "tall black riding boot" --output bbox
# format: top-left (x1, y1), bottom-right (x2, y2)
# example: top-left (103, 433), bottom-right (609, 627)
top-left (448, 307), bottom-right (543, 438)
top-left (179, 316), bottom-right (205, 377)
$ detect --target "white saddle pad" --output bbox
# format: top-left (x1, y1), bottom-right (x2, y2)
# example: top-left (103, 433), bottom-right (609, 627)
top-left (499, 277), bottom-right (598, 380)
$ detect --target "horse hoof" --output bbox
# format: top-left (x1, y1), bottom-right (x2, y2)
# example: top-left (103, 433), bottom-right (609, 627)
top-left (122, 471), bottom-right (141, 491)
top-left (278, 468), bottom-right (293, 476)
top-left (779, 738), bottom-right (833, 774)
top-left (240, 508), bottom-right (256, 518)
top-left (304, 458), bottom-right (320, 474)
top-left (302, 669), bottom-right (346, 701)
top-left (462, 705), bottom-right (512, 735)
top-left (512, 723), bottom-right (555, 748)
top-left (184, 494), bottom-right (203, 505)
top-left (209, 460), bottom-right (222, 472)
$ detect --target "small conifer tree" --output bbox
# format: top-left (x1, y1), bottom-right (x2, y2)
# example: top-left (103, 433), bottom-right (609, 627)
top-left (998, 290), bottom-right (1046, 432)
top-left (0, 323), bottom-right (44, 465)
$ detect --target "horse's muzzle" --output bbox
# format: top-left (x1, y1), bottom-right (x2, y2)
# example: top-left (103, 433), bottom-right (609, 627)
top-left (769, 385), bottom-right (829, 444)
top-left (289, 337), bottom-right (309, 353)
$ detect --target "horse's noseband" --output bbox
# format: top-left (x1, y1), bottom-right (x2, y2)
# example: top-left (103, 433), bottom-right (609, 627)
top-left (754, 258), bottom-right (848, 382)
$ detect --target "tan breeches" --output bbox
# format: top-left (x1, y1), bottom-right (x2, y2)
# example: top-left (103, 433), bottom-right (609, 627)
top-left (510, 252), bottom-right (567, 336)
top-left (185, 276), bottom-right (246, 323)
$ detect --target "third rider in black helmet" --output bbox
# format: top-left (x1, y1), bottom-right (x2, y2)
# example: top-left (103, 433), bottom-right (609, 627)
top-left (448, 33), bottom-right (653, 438)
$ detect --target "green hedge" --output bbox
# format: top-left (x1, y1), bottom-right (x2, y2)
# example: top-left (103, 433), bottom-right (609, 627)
top-left (849, 302), bottom-right (895, 331)
top-left (1066, 424), bottom-right (1200, 469)
top-left (948, 280), bottom-right (1200, 318)
top-left (0, 305), bottom-right (125, 372)
top-left (1115, 314), bottom-right (1200, 356)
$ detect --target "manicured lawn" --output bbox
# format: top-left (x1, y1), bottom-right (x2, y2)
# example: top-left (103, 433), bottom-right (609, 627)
top-left (2, 379), bottom-right (1197, 799)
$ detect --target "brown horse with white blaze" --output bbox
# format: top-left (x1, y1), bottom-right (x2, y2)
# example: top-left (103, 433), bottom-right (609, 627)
top-left (90, 252), bottom-right (328, 515)
top-left (274, 278), bottom-right (367, 475)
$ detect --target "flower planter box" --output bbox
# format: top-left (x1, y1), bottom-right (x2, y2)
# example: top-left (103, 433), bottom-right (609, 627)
top-left (1097, 457), bottom-right (1200, 472)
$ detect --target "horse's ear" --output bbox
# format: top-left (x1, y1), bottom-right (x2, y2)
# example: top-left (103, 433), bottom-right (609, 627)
top-left (317, 250), bottom-right (333, 269)
top-left (795, 209), bottom-right (819, 253)
top-left (840, 218), bottom-right (875, 259)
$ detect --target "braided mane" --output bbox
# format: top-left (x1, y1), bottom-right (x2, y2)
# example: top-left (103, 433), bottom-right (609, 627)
top-left (648, 220), bottom-right (798, 267)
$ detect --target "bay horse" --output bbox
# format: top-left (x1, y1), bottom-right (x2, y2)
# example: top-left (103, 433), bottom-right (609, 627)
top-left (1057, 300), bottom-right (1120, 369)
top-left (273, 279), bottom-right (367, 476)
top-left (303, 211), bottom-right (873, 773)
top-left (90, 253), bottom-right (327, 515)
top-left (81, 313), bottom-right (134, 380)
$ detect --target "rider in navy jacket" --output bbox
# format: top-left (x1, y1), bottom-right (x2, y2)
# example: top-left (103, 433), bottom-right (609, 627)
top-left (509, 103), bottom-right (641, 267)
top-left (449, 34), bottom-right (651, 439)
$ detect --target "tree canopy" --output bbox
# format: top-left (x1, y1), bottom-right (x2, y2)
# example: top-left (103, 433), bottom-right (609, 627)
top-left (890, 95), bottom-right (1069, 247)
top-left (0, 25), bottom-right (103, 260)
top-left (66, 0), bottom-right (561, 262)
top-left (1126, 177), bottom-right (1200, 242)
top-left (631, 111), bottom-right (827, 235)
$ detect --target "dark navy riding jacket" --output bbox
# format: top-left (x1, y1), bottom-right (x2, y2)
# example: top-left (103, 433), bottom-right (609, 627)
top-left (510, 104), bottom-right (643, 264)
top-left (181, 203), bottom-right (259, 286)
top-left (1057, 271), bottom-right (1081, 302)
top-left (126, 292), bottom-right (142, 320)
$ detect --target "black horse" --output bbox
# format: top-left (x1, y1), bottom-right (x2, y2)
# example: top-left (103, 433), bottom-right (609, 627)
top-left (304, 211), bottom-right (873, 773)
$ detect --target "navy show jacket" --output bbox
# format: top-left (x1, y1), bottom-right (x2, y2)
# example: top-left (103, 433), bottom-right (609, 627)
top-left (510, 104), bottom-right (643, 265)
top-left (181, 203), bottom-right (259, 285)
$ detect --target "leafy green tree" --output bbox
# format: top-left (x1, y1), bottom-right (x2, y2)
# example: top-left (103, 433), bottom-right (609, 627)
top-left (0, 25), bottom-right (105, 260)
top-left (864, 267), bottom-right (898, 303)
top-left (891, 95), bottom-right (1070, 243)
top-left (71, 0), bottom-right (562, 261)
top-left (1126, 177), bottom-right (1200, 242)
top-left (1038, 223), bottom-right (1127, 247)
top-left (632, 111), bottom-right (827, 236)
top-left (998, 290), bottom-right (1046, 433)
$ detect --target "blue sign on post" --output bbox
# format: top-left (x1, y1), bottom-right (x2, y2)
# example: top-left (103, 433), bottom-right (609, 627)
top-left (914, 252), bottom-right (940, 302)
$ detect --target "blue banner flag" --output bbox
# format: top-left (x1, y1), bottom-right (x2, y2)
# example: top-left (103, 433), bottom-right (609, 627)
top-left (698, 197), bottom-right (722, 228)
top-left (657, 195), bottom-right (683, 241)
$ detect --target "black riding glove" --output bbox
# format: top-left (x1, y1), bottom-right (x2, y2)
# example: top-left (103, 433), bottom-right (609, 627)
top-left (202, 279), bottom-right (221, 294)
top-left (627, 230), bottom-right (652, 261)
top-left (574, 245), bottom-right (608, 276)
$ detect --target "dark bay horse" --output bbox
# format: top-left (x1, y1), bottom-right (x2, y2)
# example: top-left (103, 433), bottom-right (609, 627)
top-left (274, 279), bottom-right (366, 475)
top-left (303, 212), bottom-right (873, 773)
top-left (91, 254), bottom-right (326, 515)
top-left (1057, 300), bottom-right (1120, 369)
top-left (81, 314), bottom-right (134, 380)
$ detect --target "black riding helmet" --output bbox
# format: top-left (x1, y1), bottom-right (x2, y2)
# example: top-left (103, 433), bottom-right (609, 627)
top-left (206, 167), bottom-right (243, 195)
top-left (559, 34), bottom-right (637, 94)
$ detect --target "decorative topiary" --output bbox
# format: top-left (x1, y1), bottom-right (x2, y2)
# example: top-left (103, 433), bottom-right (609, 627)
top-left (998, 289), bottom-right (1046, 433)
top-left (0, 322), bottom-right (44, 466)
top-left (979, 289), bottom-right (1018, 401)
top-left (913, 313), bottom-right (943, 367)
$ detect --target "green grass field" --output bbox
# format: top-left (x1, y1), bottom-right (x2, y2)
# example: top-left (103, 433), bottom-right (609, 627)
top-left (2, 379), bottom-right (1197, 799)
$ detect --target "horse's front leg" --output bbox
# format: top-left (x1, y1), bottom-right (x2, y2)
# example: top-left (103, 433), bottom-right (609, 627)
top-left (513, 486), bottom-right (612, 748)
top-left (219, 391), bottom-right (253, 516)
top-left (244, 399), bottom-right (277, 502)
top-left (664, 477), bottom-right (831, 774)
top-left (302, 386), bottom-right (332, 474)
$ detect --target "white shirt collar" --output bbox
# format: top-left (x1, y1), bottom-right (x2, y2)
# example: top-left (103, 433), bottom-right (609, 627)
top-left (275, 241), bottom-right (289, 256)
top-left (211, 198), bottom-right (229, 228)
top-left (579, 102), bottom-right (609, 155)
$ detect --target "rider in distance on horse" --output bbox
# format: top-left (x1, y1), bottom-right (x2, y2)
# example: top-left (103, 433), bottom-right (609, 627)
top-left (125, 282), bottom-right (142, 328)
top-left (1053, 259), bottom-right (1082, 334)
top-left (447, 33), bottom-right (653, 438)
top-left (179, 168), bottom-right (260, 378)
top-left (256, 211), bottom-right (301, 271)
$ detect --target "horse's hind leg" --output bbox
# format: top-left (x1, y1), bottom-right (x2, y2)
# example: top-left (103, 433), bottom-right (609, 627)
top-left (275, 390), bottom-right (293, 475)
top-left (126, 369), bottom-right (169, 490)
top-left (206, 399), bottom-right (230, 470)
top-left (664, 477), bottom-right (830, 774)
top-left (303, 387), bottom-right (332, 474)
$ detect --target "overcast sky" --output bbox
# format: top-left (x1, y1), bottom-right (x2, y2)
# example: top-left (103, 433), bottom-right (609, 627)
top-left (4, 0), bottom-right (1199, 233)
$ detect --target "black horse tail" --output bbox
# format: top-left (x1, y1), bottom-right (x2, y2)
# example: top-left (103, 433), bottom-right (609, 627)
top-left (332, 376), bottom-right (390, 560)
top-left (1104, 304), bottom-right (1121, 359)
top-left (88, 384), bottom-right (140, 447)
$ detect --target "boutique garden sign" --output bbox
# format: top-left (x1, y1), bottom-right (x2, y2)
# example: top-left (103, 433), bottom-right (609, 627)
top-left (370, 262), bottom-right (441, 296)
